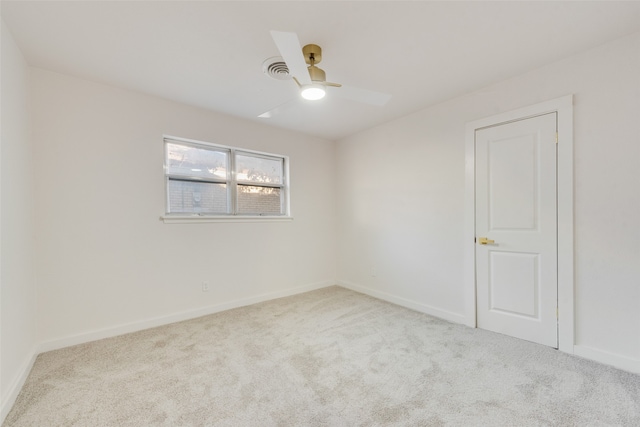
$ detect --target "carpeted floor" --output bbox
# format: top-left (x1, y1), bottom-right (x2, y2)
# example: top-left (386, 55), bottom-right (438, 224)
top-left (4, 286), bottom-right (640, 426)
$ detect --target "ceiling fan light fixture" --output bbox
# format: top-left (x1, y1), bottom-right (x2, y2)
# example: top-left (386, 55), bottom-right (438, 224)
top-left (300, 84), bottom-right (326, 101)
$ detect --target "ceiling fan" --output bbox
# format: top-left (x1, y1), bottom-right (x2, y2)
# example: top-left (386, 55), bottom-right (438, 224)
top-left (259, 31), bottom-right (391, 118)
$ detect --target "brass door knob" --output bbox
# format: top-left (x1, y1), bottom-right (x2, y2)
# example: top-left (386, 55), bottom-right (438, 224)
top-left (478, 237), bottom-right (495, 245)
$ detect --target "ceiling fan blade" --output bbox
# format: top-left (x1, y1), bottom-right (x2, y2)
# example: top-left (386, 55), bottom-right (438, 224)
top-left (270, 31), bottom-right (312, 85)
top-left (330, 85), bottom-right (391, 107)
top-left (258, 98), bottom-right (298, 119)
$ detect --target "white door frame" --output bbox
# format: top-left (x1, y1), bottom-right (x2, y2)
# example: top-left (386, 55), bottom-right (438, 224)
top-left (464, 95), bottom-right (574, 353)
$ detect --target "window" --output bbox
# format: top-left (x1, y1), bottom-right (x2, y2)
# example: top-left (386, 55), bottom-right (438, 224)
top-left (164, 136), bottom-right (289, 218)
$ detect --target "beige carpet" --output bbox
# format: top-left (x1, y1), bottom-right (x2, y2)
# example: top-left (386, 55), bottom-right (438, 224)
top-left (4, 286), bottom-right (640, 426)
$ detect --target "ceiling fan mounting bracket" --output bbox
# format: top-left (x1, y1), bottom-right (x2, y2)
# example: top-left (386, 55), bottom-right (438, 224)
top-left (302, 44), bottom-right (322, 65)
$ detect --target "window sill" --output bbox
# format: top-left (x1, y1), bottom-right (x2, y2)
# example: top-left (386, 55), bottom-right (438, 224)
top-left (160, 215), bottom-right (293, 224)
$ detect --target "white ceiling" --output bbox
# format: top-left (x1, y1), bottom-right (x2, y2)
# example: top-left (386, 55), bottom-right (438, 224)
top-left (3, 1), bottom-right (640, 140)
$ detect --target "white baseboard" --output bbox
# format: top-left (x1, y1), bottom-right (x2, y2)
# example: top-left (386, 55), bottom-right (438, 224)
top-left (337, 280), bottom-right (466, 325)
top-left (1, 347), bottom-right (38, 425)
top-left (38, 280), bottom-right (334, 353)
top-left (573, 344), bottom-right (640, 375)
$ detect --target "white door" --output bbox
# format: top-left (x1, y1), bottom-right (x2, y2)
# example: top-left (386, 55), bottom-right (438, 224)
top-left (475, 113), bottom-right (558, 348)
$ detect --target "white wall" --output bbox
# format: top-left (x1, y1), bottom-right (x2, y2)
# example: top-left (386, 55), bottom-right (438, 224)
top-left (0, 19), bottom-right (38, 417)
top-left (336, 32), bottom-right (640, 371)
top-left (30, 68), bottom-right (336, 348)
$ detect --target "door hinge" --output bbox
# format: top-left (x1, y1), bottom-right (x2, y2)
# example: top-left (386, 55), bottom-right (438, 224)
top-left (556, 307), bottom-right (559, 318)
top-left (555, 132), bottom-right (558, 144)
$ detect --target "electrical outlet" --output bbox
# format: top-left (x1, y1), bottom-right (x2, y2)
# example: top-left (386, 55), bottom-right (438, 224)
top-left (202, 281), bottom-right (209, 292)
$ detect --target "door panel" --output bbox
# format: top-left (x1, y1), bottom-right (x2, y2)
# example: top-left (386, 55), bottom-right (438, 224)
top-left (489, 134), bottom-right (537, 230)
top-left (476, 113), bottom-right (557, 348)
top-left (489, 252), bottom-right (538, 317)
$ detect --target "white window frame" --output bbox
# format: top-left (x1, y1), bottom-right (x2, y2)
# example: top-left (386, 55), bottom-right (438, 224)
top-left (161, 135), bottom-right (291, 223)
